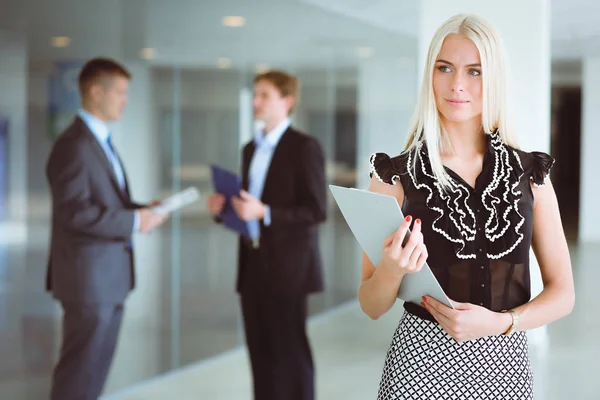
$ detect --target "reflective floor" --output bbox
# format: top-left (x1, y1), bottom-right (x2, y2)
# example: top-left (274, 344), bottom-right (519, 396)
top-left (0, 204), bottom-right (362, 400)
top-left (0, 203), bottom-right (596, 399)
top-left (109, 243), bottom-right (599, 400)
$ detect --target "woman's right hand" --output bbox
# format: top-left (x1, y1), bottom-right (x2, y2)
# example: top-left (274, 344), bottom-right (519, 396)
top-left (379, 215), bottom-right (428, 279)
top-left (207, 193), bottom-right (226, 216)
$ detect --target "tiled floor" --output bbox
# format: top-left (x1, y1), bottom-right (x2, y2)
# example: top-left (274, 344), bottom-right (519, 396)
top-left (102, 242), bottom-right (599, 400)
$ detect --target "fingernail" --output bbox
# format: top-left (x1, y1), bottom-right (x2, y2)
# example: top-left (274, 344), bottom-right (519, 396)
top-left (416, 218), bottom-right (421, 224)
top-left (420, 302), bottom-right (426, 308)
top-left (405, 215), bottom-right (412, 222)
top-left (422, 296), bottom-right (427, 301)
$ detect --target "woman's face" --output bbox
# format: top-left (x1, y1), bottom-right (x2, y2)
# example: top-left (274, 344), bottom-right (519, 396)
top-left (432, 34), bottom-right (483, 126)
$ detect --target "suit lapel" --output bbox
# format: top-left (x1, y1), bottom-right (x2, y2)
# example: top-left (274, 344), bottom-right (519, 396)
top-left (242, 142), bottom-right (256, 191)
top-left (261, 127), bottom-right (291, 201)
top-left (114, 151), bottom-right (132, 201)
top-left (75, 117), bottom-right (129, 202)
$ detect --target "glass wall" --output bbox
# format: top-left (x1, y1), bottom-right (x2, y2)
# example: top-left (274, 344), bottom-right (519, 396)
top-left (0, 0), bottom-right (417, 397)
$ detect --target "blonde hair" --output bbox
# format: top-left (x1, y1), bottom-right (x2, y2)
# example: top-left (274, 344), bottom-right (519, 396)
top-left (404, 14), bottom-right (518, 189)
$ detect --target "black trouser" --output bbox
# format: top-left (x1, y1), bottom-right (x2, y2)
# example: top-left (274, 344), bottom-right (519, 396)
top-left (240, 249), bottom-right (314, 400)
top-left (50, 303), bottom-right (124, 400)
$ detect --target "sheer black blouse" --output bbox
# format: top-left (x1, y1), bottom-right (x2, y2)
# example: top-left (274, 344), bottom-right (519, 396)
top-left (369, 132), bottom-right (555, 322)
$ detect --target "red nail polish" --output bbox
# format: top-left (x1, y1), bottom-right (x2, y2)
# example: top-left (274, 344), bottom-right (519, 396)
top-left (422, 296), bottom-right (427, 301)
top-left (416, 218), bottom-right (421, 224)
top-left (405, 215), bottom-right (412, 222)
top-left (421, 302), bottom-right (426, 308)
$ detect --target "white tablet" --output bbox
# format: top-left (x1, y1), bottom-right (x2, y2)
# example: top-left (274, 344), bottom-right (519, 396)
top-left (329, 184), bottom-right (454, 309)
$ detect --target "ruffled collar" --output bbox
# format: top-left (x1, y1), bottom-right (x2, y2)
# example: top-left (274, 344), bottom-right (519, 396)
top-left (406, 132), bottom-right (526, 260)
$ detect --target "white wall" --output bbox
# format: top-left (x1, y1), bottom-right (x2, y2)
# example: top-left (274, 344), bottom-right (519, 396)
top-left (356, 57), bottom-right (418, 190)
top-left (579, 57), bottom-right (600, 242)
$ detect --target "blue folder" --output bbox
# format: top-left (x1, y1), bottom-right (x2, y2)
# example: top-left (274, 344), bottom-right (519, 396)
top-left (210, 165), bottom-right (252, 239)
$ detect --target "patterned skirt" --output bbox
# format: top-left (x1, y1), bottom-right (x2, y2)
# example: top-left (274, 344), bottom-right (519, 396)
top-left (378, 311), bottom-right (534, 400)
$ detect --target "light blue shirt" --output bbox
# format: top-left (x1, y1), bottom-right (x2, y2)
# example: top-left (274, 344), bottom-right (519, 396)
top-left (247, 118), bottom-right (290, 240)
top-left (78, 109), bottom-right (139, 233)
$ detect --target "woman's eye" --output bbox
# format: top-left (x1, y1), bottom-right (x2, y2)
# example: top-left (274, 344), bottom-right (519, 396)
top-left (438, 65), bottom-right (451, 73)
top-left (469, 69), bottom-right (481, 76)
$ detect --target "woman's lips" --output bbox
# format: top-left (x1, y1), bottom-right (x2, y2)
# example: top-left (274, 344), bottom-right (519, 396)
top-left (446, 99), bottom-right (469, 106)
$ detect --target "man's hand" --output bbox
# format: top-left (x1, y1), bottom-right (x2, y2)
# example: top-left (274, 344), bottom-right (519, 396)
top-left (147, 199), bottom-right (163, 208)
top-left (207, 193), bottom-right (226, 216)
top-left (231, 190), bottom-right (266, 221)
top-left (138, 208), bottom-right (168, 233)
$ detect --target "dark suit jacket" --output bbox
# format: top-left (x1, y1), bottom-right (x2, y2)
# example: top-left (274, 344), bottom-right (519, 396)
top-left (236, 126), bottom-right (327, 296)
top-left (45, 117), bottom-right (143, 305)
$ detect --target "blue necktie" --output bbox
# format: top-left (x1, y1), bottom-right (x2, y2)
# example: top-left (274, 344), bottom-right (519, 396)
top-left (105, 135), bottom-right (126, 193)
top-left (106, 135), bottom-right (115, 152)
top-left (107, 136), bottom-right (133, 248)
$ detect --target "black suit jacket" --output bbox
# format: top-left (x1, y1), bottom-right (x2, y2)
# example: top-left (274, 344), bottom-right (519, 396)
top-left (236, 126), bottom-right (327, 295)
top-left (45, 117), bottom-right (143, 305)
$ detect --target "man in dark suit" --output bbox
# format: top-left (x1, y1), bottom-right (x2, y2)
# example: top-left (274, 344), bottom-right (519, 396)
top-left (45, 57), bottom-right (167, 400)
top-left (207, 70), bottom-right (327, 400)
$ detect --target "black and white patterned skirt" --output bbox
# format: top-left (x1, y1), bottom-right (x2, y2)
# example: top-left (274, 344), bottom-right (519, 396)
top-left (378, 311), bottom-right (534, 400)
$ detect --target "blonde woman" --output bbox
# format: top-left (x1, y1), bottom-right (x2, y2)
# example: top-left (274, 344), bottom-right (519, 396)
top-left (359, 14), bottom-right (574, 399)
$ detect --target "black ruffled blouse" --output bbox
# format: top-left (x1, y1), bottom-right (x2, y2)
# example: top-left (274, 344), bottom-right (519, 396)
top-left (369, 132), bottom-right (555, 322)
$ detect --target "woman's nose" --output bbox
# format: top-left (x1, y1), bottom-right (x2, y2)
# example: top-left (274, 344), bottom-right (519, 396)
top-left (451, 73), bottom-right (464, 92)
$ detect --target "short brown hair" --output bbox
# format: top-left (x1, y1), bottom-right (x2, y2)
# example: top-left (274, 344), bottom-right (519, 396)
top-left (254, 70), bottom-right (300, 113)
top-left (78, 57), bottom-right (131, 95)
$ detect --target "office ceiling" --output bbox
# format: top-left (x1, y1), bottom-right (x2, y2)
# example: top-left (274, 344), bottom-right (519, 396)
top-left (304, 0), bottom-right (600, 60)
top-left (2, 0), bottom-right (598, 71)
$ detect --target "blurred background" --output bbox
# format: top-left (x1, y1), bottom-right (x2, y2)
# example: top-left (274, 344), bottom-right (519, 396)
top-left (0, 0), bottom-right (597, 399)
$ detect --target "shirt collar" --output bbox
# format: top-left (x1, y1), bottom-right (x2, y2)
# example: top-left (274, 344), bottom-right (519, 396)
top-left (78, 109), bottom-right (110, 143)
top-left (254, 118), bottom-right (290, 148)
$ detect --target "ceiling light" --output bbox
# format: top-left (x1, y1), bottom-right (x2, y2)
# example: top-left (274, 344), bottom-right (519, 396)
top-left (223, 16), bottom-right (246, 27)
top-left (356, 46), bottom-right (374, 59)
top-left (140, 48), bottom-right (155, 60)
top-left (217, 58), bottom-right (232, 69)
top-left (51, 37), bottom-right (71, 48)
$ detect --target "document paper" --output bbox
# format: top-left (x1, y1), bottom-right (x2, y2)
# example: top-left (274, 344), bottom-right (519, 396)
top-left (329, 185), bottom-right (454, 309)
top-left (152, 187), bottom-right (200, 215)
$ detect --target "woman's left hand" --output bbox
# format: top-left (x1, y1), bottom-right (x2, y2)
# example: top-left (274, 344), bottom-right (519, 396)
top-left (422, 296), bottom-right (512, 342)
